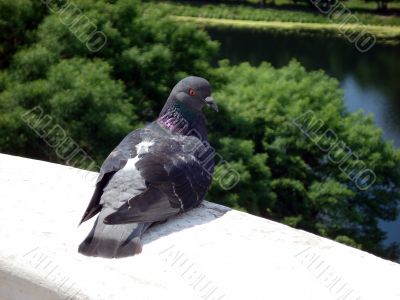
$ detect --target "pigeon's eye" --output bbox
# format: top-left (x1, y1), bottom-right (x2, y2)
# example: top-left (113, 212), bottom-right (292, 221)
top-left (188, 88), bottom-right (196, 96)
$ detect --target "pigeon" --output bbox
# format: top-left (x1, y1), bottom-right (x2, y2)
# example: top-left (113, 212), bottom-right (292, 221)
top-left (78, 76), bottom-right (218, 258)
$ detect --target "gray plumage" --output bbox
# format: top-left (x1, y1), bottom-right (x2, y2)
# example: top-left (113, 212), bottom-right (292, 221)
top-left (78, 76), bottom-right (217, 258)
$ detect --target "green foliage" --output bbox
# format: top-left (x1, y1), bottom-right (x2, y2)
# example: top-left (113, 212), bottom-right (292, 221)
top-left (364, 0), bottom-right (396, 11)
top-left (208, 60), bottom-right (400, 259)
top-left (0, 0), bottom-right (48, 68)
top-left (335, 235), bottom-right (362, 249)
top-left (144, 2), bottom-right (400, 27)
top-left (0, 58), bottom-right (133, 162)
top-left (0, 0), bottom-right (218, 162)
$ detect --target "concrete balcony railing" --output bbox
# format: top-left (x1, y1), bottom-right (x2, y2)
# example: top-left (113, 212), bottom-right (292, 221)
top-left (0, 153), bottom-right (399, 300)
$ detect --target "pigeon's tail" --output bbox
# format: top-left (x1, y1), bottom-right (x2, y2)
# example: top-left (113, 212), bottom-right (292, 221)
top-left (78, 209), bottom-right (151, 258)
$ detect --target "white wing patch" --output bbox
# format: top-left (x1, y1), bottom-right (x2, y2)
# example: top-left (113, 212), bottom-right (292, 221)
top-left (122, 141), bottom-right (154, 171)
top-left (122, 156), bottom-right (140, 171)
top-left (102, 141), bottom-right (153, 207)
top-left (137, 141), bottom-right (153, 155)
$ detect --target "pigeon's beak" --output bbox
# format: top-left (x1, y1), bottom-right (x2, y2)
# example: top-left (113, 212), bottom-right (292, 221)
top-left (205, 96), bottom-right (218, 112)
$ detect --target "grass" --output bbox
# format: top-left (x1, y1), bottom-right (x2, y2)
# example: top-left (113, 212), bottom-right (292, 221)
top-left (235, 0), bottom-right (400, 11)
top-left (143, 2), bottom-right (400, 43)
top-left (144, 2), bottom-right (400, 26)
top-left (171, 15), bottom-right (400, 42)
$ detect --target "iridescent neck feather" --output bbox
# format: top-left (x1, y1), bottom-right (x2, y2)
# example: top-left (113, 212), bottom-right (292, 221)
top-left (157, 100), bottom-right (208, 140)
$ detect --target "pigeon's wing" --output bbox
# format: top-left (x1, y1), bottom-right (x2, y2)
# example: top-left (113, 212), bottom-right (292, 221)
top-left (103, 137), bottom-right (214, 225)
top-left (79, 130), bottom-right (144, 224)
top-left (103, 185), bottom-right (179, 224)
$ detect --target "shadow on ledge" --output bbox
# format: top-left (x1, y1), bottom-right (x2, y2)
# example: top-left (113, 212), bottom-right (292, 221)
top-left (141, 201), bottom-right (231, 246)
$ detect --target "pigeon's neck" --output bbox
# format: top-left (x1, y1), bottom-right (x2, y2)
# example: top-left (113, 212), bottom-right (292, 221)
top-left (157, 100), bottom-right (208, 140)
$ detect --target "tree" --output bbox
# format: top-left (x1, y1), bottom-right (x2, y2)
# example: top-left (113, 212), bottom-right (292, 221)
top-left (0, 0), bottom-right (218, 163)
top-left (207, 60), bottom-right (400, 260)
top-left (0, 58), bottom-right (134, 163)
top-left (364, 0), bottom-right (394, 10)
top-left (0, 0), bottom-right (48, 68)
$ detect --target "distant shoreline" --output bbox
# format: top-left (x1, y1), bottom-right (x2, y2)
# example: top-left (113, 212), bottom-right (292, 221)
top-left (171, 15), bottom-right (400, 44)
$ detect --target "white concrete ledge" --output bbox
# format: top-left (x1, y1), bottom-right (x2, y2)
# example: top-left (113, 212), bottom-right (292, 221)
top-left (0, 153), bottom-right (399, 300)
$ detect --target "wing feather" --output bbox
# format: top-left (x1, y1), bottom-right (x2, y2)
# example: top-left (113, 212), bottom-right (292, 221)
top-left (104, 135), bottom-right (214, 224)
top-left (104, 186), bottom-right (180, 224)
top-left (79, 130), bottom-right (143, 224)
top-left (80, 124), bottom-right (214, 226)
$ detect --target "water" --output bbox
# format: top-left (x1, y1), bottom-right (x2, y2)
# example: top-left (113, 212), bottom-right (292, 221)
top-left (208, 28), bottom-right (400, 245)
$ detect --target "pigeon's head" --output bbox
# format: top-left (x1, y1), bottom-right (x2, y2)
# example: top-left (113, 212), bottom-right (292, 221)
top-left (158, 76), bottom-right (217, 137)
top-left (170, 76), bottom-right (218, 113)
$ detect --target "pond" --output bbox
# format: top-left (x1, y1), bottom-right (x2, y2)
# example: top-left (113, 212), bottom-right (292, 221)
top-left (207, 27), bottom-right (400, 246)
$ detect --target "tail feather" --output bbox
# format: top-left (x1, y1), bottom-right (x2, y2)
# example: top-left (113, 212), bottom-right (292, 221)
top-left (79, 209), bottom-right (151, 258)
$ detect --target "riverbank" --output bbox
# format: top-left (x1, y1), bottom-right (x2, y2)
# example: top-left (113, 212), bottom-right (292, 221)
top-left (171, 15), bottom-right (400, 44)
top-left (144, 2), bottom-right (400, 44)
top-left (144, 2), bottom-right (400, 26)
